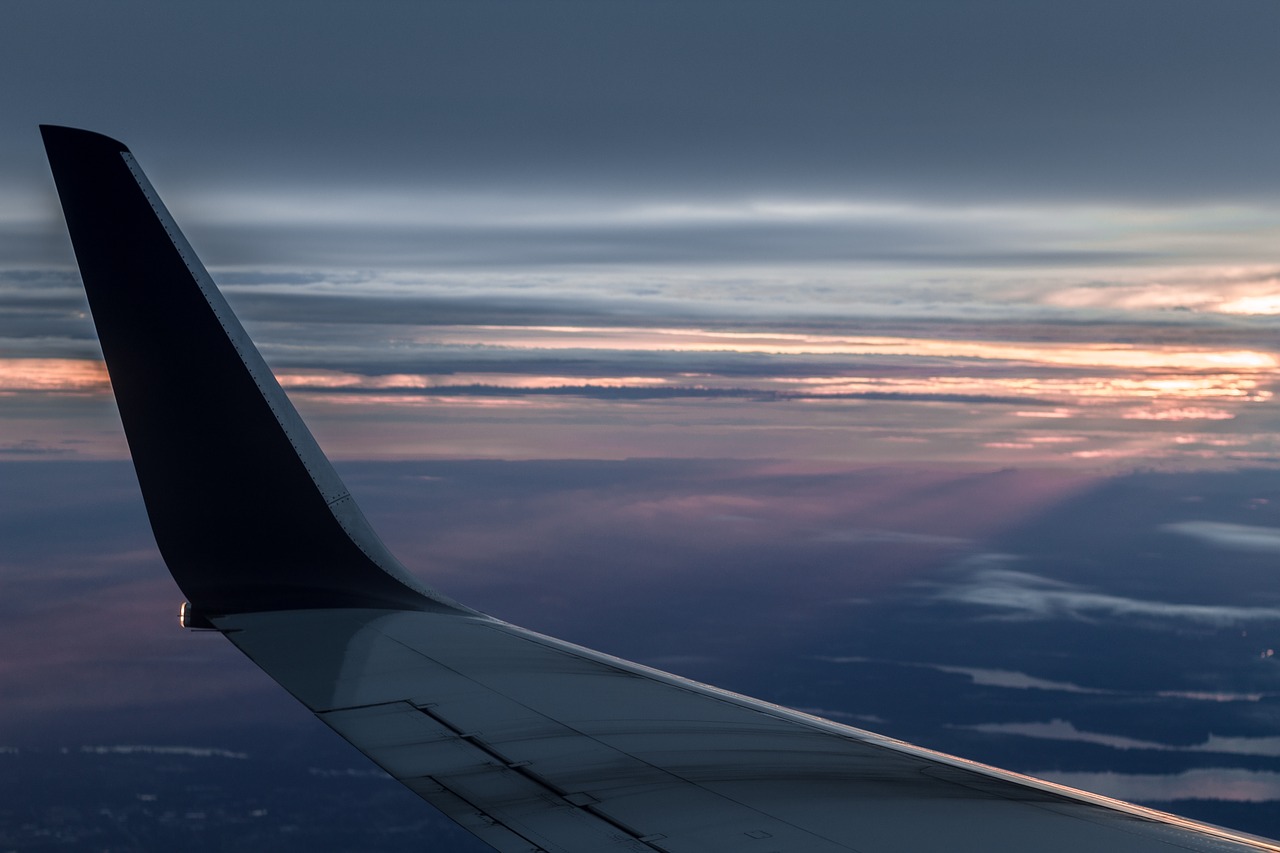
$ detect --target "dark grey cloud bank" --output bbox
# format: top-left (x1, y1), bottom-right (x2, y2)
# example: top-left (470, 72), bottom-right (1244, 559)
top-left (10, 0), bottom-right (1280, 361)
top-left (6, 0), bottom-right (1280, 203)
top-left (7, 263), bottom-right (1280, 360)
top-left (186, 220), bottom-right (1162, 271)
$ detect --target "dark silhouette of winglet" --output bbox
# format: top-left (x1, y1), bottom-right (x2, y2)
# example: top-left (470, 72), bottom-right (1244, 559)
top-left (40, 125), bottom-right (466, 618)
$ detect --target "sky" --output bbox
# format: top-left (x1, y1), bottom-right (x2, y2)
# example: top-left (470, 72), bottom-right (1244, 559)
top-left (6, 1), bottom-right (1280, 849)
top-left (8, 1), bottom-right (1280, 469)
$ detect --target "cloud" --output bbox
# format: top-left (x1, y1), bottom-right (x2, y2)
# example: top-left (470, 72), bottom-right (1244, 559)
top-left (1199, 735), bottom-right (1280, 757)
top-left (818, 656), bottom-right (1111, 695)
top-left (307, 766), bottom-right (390, 779)
top-left (0, 359), bottom-right (109, 393)
top-left (967, 719), bottom-right (1168, 751)
top-left (1155, 690), bottom-right (1267, 703)
top-left (1042, 268), bottom-right (1280, 316)
top-left (935, 565), bottom-right (1280, 626)
top-left (1033, 768), bottom-right (1280, 803)
top-left (0, 440), bottom-right (79, 457)
top-left (793, 708), bottom-right (886, 726)
top-left (80, 745), bottom-right (248, 759)
top-left (964, 719), bottom-right (1280, 757)
top-left (926, 665), bottom-right (1109, 694)
top-left (1162, 521), bottom-right (1280, 554)
top-left (816, 529), bottom-right (971, 548)
top-left (162, 192), bottom-right (1280, 274)
top-left (818, 655), bottom-right (1270, 702)
top-left (280, 376), bottom-right (1041, 407)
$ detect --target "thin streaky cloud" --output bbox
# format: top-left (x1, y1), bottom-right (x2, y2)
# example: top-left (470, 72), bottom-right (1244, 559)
top-left (935, 567), bottom-right (1280, 626)
top-left (80, 745), bottom-right (248, 759)
top-left (1162, 521), bottom-right (1280, 554)
top-left (926, 665), bottom-right (1109, 695)
top-left (414, 325), bottom-right (1280, 373)
top-left (964, 719), bottom-right (1280, 757)
top-left (818, 656), bottom-right (1112, 694)
top-left (814, 529), bottom-right (971, 548)
top-left (817, 656), bottom-right (1270, 702)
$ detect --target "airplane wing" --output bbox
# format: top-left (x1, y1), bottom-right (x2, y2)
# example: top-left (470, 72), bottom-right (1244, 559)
top-left (41, 124), bottom-right (1280, 853)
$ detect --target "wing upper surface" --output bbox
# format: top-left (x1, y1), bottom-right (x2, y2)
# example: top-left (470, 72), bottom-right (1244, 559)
top-left (218, 607), bottom-right (1280, 853)
top-left (42, 124), bottom-right (1280, 853)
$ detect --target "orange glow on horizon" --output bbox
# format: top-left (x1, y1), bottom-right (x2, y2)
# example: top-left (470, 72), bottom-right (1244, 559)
top-left (452, 325), bottom-right (1280, 373)
top-left (9, 322), bottom-right (1280, 468)
top-left (273, 366), bottom-right (1269, 413)
top-left (775, 374), bottom-right (1268, 403)
top-left (275, 370), bottom-right (670, 391)
top-left (0, 359), bottom-right (110, 393)
top-left (1121, 407), bottom-right (1235, 421)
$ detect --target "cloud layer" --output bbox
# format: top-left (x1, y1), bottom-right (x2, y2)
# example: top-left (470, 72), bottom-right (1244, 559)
top-left (965, 719), bottom-right (1280, 758)
top-left (935, 565), bottom-right (1280, 626)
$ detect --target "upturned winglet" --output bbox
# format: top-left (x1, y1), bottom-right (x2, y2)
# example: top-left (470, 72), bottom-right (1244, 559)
top-left (40, 125), bottom-right (465, 618)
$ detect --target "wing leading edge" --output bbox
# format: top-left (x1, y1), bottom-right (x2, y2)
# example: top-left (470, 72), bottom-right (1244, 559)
top-left (42, 125), bottom-right (1280, 853)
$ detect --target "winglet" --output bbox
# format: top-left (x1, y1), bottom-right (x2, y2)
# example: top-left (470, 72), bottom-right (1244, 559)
top-left (41, 125), bottom-right (467, 617)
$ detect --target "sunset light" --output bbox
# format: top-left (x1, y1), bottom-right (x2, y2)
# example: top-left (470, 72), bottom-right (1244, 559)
top-left (440, 325), bottom-right (1280, 373)
top-left (0, 358), bottom-right (109, 393)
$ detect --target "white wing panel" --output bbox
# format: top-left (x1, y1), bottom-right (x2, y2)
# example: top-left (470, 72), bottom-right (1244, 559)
top-left (218, 608), bottom-right (1280, 853)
